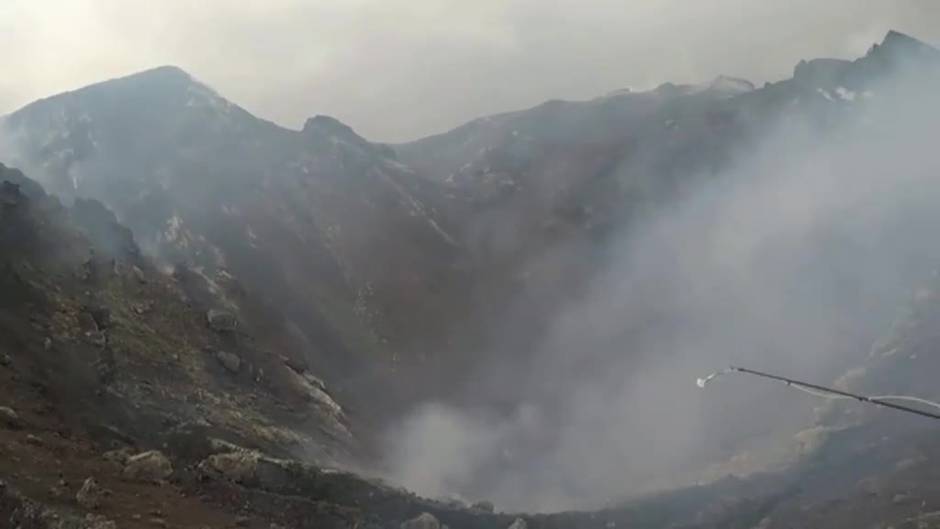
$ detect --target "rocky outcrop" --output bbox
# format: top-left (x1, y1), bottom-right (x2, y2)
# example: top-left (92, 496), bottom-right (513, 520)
top-left (206, 309), bottom-right (238, 333)
top-left (101, 448), bottom-right (132, 464)
top-left (122, 450), bottom-right (173, 482)
top-left (0, 406), bottom-right (20, 429)
top-left (198, 450), bottom-right (260, 484)
top-left (1, 480), bottom-right (116, 529)
top-left (197, 449), bottom-right (297, 491)
top-left (215, 351), bottom-right (242, 373)
top-left (76, 477), bottom-right (103, 509)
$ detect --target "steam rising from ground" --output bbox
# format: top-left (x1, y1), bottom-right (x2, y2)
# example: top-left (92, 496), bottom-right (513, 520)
top-left (383, 64), bottom-right (940, 512)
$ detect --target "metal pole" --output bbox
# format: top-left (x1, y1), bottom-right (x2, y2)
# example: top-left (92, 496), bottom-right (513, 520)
top-left (729, 366), bottom-right (940, 421)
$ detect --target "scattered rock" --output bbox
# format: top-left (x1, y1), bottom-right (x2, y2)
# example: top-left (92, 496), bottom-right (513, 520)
top-left (206, 309), bottom-right (238, 332)
top-left (507, 518), bottom-right (527, 529)
top-left (132, 265), bottom-right (147, 284)
top-left (85, 514), bottom-right (118, 529)
top-left (198, 449), bottom-right (293, 491)
top-left (216, 351), bottom-right (242, 373)
top-left (401, 512), bottom-right (441, 529)
top-left (235, 515), bottom-right (251, 526)
top-left (199, 451), bottom-right (259, 483)
top-left (101, 447), bottom-right (133, 465)
top-left (148, 517), bottom-right (168, 527)
top-left (76, 477), bottom-right (103, 509)
top-left (132, 301), bottom-right (154, 315)
top-left (0, 406), bottom-right (20, 429)
top-left (123, 450), bottom-right (173, 482)
top-left (471, 500), bottom-right (494, 513)
top-left (87, 331), bottom-right (108, 348)
top-left (25, 434), bottom-right (43, 446)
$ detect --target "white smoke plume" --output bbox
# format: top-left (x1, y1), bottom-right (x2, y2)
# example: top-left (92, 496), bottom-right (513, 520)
top-left (382, 53), bottom-right (940, 512)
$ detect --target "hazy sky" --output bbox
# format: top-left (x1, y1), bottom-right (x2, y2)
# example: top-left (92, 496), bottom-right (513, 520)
top-left (1, 0), bottom-right (938, 141)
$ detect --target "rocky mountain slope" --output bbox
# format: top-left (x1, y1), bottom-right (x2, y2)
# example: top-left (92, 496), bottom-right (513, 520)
top-left (0, 162), bottom-right (814, 529)
top-left (375, 32), bottom-right (940, 509)
top-left (391, 29), bottom-right (940, 405)
top-left (0, 67), bottom-right (472, 425)
top-left (3, 28), bottom-right (940, 528)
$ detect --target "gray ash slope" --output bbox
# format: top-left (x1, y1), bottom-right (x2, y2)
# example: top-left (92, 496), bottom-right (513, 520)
top-left (2, 29), bottom-right (940, 527)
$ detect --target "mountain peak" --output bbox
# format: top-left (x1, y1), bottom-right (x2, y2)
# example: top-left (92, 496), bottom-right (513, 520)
top-left (135, 64), bottom-right (190, 77)
top-left (866, 30), bottom-right (939, 62)
top-left (303, 115), bottom-right (358, 136)
top-left (882, 30), bottom-right (929, 50)
top-left (6, 64), bottom-right (212, 119)
top-left (124, 64), bottom-right (195, 83)
top-left (301, 115), bottom-right (398, 158)
top-left (98, 64), bottom-right (216, 97)
top-left (302, 115), bottom-right (371, 145)
top-left (71, 64), bottom-right (203, 96)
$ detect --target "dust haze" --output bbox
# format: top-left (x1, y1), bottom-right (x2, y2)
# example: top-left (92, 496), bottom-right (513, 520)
top-left (1, 1), bottom-right (939, 140)
top-left (381, 56), bottom-right (940, 512)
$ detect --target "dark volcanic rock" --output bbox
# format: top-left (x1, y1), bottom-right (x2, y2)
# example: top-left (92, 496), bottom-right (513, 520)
top-left (84, 304), bottom-right (112, 330)
top-left (0, 406), bottom-right (20, 429)
top-left (206, 309), bottom-right (238, 333)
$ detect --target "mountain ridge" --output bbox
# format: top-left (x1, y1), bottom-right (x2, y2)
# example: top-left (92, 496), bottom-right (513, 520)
top-left (2, 28), bottom-right (940, 525)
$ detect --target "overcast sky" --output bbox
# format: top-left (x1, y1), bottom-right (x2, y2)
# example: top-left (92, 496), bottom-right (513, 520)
top-left (1, 1), bottom-right (938, 142)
